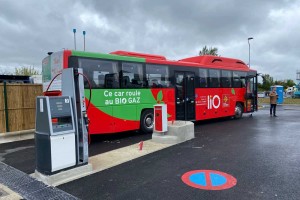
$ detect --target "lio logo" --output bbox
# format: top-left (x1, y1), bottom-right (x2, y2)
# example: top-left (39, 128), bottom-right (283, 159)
top-left (207, 95), bottom-right (220, 109)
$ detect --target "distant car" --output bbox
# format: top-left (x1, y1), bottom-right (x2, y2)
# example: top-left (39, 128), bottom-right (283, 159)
top-left (258, 92), bottom-right (265, 98)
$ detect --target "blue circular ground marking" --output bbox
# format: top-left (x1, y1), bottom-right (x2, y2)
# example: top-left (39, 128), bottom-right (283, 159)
top-left (210, 173), bottom-right (227, 186)
top-left (190, 172), bottom-right (206, 186)
top-left (182, 170), bottom-right (237, 190)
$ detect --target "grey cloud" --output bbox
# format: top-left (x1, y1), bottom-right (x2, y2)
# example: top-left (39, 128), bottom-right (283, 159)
top-left (0, 0), bottom-right (299, 81)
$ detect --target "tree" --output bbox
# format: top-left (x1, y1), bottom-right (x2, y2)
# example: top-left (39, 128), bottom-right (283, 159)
top-left (261, 74), bottom-right (274, 91)
top-left (199, 46), bottom-right (219, 56)
top-left (274, 80), bottom-right (284, 86)
top-left (285, 79), bottom-right (295, 87)
top-left (15, 66), bottom-right (40, 76)
top-left (273, 79), bottom-right (295, 89)
top-left (258, 74), bottom-right (296, 91)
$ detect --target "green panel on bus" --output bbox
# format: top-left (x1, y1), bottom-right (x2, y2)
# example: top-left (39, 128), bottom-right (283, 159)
top-left (100, 106), bottom-right (113, 116)
top-left (85, 89), bottom-right (157, 120)
top-left (113, 105), bottom-right (137, 121)
top-left (71, 51), bottom-right (145, 63)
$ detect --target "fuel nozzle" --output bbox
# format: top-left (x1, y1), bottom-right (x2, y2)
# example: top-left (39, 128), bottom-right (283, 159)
top-left (83, 113), bottom-right (89, 132)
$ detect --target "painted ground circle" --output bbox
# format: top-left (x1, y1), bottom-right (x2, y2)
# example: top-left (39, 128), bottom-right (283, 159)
top-left (181, 170), bottom-right (237, 190)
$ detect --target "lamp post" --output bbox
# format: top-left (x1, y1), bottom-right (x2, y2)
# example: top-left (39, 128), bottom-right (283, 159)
top-left (248, 37), bottom-right (253, 67)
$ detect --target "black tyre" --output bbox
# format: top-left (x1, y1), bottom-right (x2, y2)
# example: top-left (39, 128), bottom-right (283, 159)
top-left (140, 109), bottom-right (154, 133)
top-left (234, 103), bottom-right (243, 119)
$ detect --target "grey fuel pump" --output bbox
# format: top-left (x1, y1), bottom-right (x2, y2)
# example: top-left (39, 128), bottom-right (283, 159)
top-left (35, 68), bottom-right (89, 175)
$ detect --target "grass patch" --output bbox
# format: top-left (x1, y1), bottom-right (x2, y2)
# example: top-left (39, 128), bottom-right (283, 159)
top-left (258, 98), bottom-right (300, 105)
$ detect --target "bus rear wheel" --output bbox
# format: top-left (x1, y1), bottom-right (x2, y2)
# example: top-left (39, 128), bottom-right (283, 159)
top-left (234, 103), bottom-right (243, 119)
top-left (140, 109), bottom-right (154, 134)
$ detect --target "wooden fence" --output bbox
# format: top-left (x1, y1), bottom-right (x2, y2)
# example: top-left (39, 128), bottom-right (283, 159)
top-left (0, 83), bottom-right (43, 133)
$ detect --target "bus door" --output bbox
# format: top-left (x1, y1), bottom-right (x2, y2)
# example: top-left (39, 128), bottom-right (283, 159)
top-left (245, 74), bottom-right (258, 113)
top-left (175, 71), bottom-right (195, 120)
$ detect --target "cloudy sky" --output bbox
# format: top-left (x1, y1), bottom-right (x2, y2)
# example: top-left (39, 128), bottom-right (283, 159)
top-left (0, 0), bottom-right (299, 82)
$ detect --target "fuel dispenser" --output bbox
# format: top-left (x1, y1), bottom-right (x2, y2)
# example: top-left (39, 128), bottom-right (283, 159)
top-left (35, 96), bottom-right (76, 174)
top-left (35, 68), bottom-right (89, 175)
top-left (154, 104), bottom-right (168, 132)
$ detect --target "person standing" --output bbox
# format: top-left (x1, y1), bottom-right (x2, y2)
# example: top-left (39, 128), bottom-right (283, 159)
top-left (269, 87), bottom-right (278, 117)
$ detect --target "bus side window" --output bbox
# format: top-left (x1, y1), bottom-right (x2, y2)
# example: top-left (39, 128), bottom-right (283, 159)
top-left (150, 79), bottom-right (159, 88)
top-left (121, 62), bottom-right (143, 88)
top-left (233, 71), bottom-right (242, 88)
top-left (241, 77), bottom-right (246, 87)
top-left (105, 74), bottom-right (119, 88)
top-left (98, 75), bottom-right (105, 88)
top-left (131, 79), bottom-right (140, 87)
top-left (146, 64), bottom-right (170, 88)
top-left (199, 68), bottom-right (208, 88)
top-left (208, 69), bottom-right (220, 88)
top-left (221, 70), bottom-right (232, 88)
top-left (79, 58), bottom-right (119, 89)
top-left (122, 76), bottom-right (130, 88)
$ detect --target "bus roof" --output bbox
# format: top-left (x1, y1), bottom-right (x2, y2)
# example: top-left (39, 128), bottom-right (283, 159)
top-left (110, 51), bottom-right (252, 72)
top-left (110, 50), bottom-right (167, 60)
top-left (179, 55), bottom-right (249, 71)
top-left (67, 50), bottom-right (254, 72)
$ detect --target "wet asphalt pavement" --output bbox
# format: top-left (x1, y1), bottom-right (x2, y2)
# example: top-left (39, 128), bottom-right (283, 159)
top-left (0, 131), bottom-right (152, 174)
top-left (1, 105), bottom-right (300, 199)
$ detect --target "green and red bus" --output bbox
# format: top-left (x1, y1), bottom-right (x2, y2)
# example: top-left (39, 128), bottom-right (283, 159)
top-left (42, 50), bottom-right (257, 135)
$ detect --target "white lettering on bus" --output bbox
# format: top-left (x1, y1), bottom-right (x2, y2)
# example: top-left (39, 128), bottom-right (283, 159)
top-left (105, 100), bottom-right (113, 105)
top-left (103, 90), bottom-right (141, 105)
top-left (126, 90), bottom-right (141, 96)
top-left (104, 90), bottom-right (112, 97)
top-left (114, 91), bottom-right (124, 96)
top-left (128, 97), bottom-right (141, 103)
top-left (115, 98), bottom-right (127, 104)
top-left (207, 95), bottom-right (220, 109)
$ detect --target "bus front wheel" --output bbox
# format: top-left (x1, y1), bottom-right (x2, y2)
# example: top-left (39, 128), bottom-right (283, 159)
top-left (140, 109), bottom-right (154, 134)
top-left (234, 103), bottom-right (243, 119)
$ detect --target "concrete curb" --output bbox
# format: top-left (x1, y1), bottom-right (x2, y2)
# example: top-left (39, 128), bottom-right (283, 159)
top-left (0, 129), bottom-right (34, 144)
top-left (33, 164), bottom-right (93, 186)
top-left (152, 121), bottom-right (195, 144)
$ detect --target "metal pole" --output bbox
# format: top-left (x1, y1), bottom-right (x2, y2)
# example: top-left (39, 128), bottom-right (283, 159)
top-left (73, 29), bottom-right (77, 50)
top-left (3, 82), bottom-right (9, 132)
top-left (248, 37), bottom-right (253, 67)
top-left (83, 31), bottom-right (86, 51)
top-left (248, 40), bottom-right (250, 67)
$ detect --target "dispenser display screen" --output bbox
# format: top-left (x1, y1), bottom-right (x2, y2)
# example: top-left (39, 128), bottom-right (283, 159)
top-left (48, 97), bottom-right (74, 134)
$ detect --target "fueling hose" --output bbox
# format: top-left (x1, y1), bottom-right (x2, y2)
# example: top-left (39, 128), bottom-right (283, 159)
top-left (45, 70), bottom-right (92, 144)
